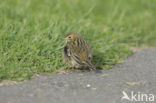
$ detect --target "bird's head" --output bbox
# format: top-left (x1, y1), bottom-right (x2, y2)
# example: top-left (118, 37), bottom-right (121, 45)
top-left (63, 32), bottom-right (81, 42)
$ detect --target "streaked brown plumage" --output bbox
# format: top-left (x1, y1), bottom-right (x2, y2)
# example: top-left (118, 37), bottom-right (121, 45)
top-left (62, 32), bottom-right (96, 70)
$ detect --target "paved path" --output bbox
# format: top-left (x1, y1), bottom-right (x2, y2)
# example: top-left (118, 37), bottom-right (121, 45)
top-left (0, 49), bottom-right (156, 103)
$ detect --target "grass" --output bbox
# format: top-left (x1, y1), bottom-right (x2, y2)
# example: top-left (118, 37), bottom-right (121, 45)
top-left (0, 0), bottom-right (156, 81)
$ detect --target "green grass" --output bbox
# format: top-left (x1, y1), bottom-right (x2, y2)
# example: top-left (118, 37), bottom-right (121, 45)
top-left (0, 0), bottom-right (156, 81)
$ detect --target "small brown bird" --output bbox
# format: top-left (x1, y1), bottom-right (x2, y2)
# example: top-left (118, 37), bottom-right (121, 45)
top-left (62, 32), bottom-right (96, 70)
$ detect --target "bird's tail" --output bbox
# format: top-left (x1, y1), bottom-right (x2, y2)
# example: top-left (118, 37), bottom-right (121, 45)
top-left (86, 61), bottom-right (96, 70)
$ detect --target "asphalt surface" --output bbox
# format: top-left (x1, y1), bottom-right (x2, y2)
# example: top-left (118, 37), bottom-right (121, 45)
top-left (0, 48), bottom-right (156, 103)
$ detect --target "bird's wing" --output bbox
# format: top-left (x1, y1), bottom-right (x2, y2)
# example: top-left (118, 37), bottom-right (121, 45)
top-left (70, 40), bottom-right (92, 64)
top-left (71, 54), bottom-right (84, 65)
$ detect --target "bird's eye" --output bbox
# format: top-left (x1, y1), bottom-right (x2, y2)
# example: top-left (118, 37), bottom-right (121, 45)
top-left (68, 36), bottom-right (71, 38)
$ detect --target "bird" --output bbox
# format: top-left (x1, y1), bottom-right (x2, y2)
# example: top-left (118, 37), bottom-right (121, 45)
top-left (62, 32), bottom-right (96, 70)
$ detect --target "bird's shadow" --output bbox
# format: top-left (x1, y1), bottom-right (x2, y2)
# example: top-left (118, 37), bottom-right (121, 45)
top-left (78, 67), bottom-right (103, 74)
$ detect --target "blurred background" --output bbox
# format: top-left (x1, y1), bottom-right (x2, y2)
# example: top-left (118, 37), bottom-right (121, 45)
top-left (0, 0), bottom-right (156, 81)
